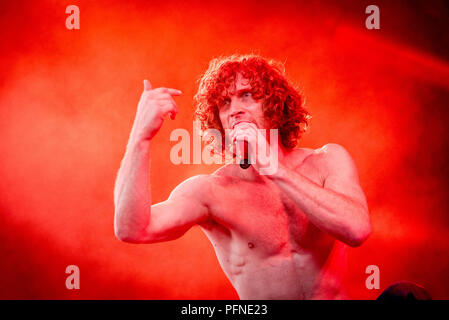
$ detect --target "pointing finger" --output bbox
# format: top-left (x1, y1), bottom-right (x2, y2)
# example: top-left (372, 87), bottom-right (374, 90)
top-left (160, 87), bottom-right (183, 96)
top-left (143, 79), bottom-right (152, 91)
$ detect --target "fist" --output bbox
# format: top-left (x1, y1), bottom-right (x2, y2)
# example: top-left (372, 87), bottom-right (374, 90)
top-left (132, 79), bottom-right (182, 141)
top-left (229, 122), bottom-right (277, 174)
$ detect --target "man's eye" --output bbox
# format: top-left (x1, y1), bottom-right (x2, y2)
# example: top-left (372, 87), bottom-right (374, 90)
top-left (220, 99), bottom-right (230, 107)
top-left (243, 92), bottom-right (251, 98)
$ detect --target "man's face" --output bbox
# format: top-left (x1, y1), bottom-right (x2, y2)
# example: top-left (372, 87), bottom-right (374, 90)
top-left (218, 73), bottom-right (268, 134)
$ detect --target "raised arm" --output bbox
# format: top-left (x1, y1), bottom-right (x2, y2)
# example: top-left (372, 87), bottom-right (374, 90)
top-left (114, 80), bottom-right (209, 244)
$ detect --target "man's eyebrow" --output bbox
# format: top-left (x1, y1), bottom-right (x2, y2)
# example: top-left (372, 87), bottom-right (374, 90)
top-left (221, 87), bottom-right (251, 99)
top-left (236, 88), bottom-right (252, 96)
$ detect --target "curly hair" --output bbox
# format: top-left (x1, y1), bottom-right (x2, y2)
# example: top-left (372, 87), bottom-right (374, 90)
top-left (194, 54), bottom-right (310, 154)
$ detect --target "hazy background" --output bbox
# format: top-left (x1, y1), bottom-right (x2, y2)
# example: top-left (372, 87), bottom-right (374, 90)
top-left (0, 0), bottom-right (448, 299)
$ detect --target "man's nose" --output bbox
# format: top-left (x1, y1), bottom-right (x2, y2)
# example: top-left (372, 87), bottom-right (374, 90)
top-left (229, 98), bottom-right (246, 117)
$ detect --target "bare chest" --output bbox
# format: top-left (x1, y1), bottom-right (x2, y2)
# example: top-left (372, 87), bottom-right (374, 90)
top-left (203, 159), bottom-right (330, 257)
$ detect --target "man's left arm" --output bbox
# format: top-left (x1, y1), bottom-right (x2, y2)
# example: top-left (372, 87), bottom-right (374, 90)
top-left (269, 143), bottom-right (371, 247)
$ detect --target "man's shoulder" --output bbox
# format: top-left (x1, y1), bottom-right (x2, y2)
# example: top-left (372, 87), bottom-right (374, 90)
top-left (303, 143), bottom-right (350, 160)
top-left (172, 172), bottom-right (225, 196)
top-left (314, 143), bottom-right (353, 161)
top-left (308, 143), bottom-right (357, 176)
top-left (294, 143), bottom-right (353, 170)
top-left (169, 174), bottom-right (211, 199)
top-left (211, 164), bottom-right (238, 177)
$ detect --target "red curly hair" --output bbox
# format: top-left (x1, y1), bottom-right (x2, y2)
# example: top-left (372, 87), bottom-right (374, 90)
top-left (194, 54), bottom-right (310, 153)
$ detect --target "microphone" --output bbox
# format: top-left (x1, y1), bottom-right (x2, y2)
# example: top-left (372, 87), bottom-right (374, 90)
top-left (235, 140), bottom-right (251, 169)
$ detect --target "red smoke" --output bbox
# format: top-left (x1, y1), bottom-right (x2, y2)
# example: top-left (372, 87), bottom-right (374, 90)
top-left (0, 0), bottom-right (448, 299)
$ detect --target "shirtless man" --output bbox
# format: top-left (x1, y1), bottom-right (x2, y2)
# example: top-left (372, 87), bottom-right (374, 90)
top-left (114, 55), bottom-right (371, 299)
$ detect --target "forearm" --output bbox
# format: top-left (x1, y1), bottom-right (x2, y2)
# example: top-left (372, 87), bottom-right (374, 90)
top-left (270, 165), bottom-right (370, 246)
top-left (114, 131), bottom-right (152, 240)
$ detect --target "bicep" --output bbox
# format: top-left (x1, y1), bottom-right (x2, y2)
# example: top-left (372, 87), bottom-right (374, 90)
top-left (143, 176), bottom-right (210, 243)
top-left (147, 196), bottom-right (209, 242)
top-left (322, 144), bottom-right (368, 211)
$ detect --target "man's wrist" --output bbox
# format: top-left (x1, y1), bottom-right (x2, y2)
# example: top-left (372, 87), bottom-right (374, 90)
top-left (128, 130), bottom-right (150, 151)
top-left (129, 126), bottom-right (151, 144)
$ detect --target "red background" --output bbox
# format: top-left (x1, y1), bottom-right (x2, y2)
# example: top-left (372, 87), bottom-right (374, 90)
top-left (1, 0), bottom-right (448, 299)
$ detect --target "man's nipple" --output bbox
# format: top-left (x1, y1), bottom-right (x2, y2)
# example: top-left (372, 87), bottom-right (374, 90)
top-left (248, 242), bottom-right (255, 249)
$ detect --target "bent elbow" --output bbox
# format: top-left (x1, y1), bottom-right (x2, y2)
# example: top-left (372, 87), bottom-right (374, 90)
top-left (114, 227), bottom-right (144, 244)
top-left (347, 222), bottom-right (372, 247)
top-left (114, 228), bottom-right (132, 243)
top-left (114, 212), bottom-right (148, 243)
top-left (347, 234), bottom-right (368, 248)
top-left (115, 224), bottom-right (159, 244)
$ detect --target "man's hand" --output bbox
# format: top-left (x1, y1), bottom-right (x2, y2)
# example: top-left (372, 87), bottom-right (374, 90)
top-left (229, 122), bottom-right (278, 174)
top-left (131, 79), bottom-right (182, 141)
